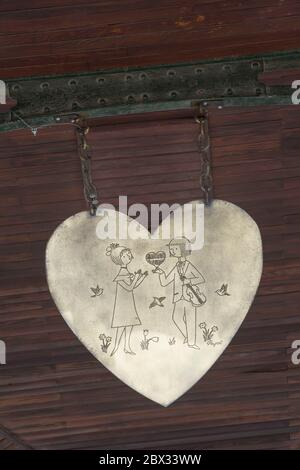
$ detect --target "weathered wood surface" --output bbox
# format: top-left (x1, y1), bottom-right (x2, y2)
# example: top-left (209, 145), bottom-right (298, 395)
top-left (1, 0), bottom-right (300, 78)
top-left (0, 423), bottom-right (32, 450)
top-left (0, 105), bottom-right (299, 449)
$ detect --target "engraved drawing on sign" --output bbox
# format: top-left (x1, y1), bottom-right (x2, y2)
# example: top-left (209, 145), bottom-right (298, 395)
top-left (215, 283), bottom-right (230, 296)
top-left (90, 285), bottom-right (103, 297)
top-left (152, 237), bottom-right (206, 350)
top-left (199, 322), bottom-right (222, 347)
top-left (140, 329), bottom-right (159, 351)
top-left (145, 251), bottom-right (166, 272)
top-left (99, 333), bottom-right (112, 353)
top-left (149, 296), bottom-right (166, 309)
top-left (106, 243), bottom-right (148, 356)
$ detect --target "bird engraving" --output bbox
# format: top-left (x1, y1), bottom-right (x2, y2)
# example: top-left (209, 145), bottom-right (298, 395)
top-left (215, 283), bottom-right (230, 296)
top-left (90, 285), bottom-right (104, 297)
top-left (149, 296), bottom-right (166, 308)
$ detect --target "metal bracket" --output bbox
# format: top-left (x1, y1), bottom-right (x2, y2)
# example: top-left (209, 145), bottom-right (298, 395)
top-left (1, 50), bottom-right (300, 133)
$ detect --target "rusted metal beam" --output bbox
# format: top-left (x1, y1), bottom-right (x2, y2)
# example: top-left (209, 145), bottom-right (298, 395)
top-left (0, 50), bottom-right (300, 133)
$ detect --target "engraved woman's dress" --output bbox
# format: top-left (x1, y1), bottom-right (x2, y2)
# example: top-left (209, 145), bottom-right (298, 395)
top-left (111, 267), bottom-right (141, 328)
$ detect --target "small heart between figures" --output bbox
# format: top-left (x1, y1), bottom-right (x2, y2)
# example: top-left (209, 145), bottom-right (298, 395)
top-left (145, 251), bottom-right (166, 272)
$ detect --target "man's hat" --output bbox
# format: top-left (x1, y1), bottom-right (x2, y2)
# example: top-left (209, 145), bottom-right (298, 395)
top-left (166, 236), bottom-right (191, 247)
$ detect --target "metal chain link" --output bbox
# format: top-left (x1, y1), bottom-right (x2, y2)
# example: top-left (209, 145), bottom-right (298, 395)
top-left (195, 103), bottom-right (213, 206)
top-left (75, 107), bottom-right (212, 214)
top-left (75, 119), bottom-right (99, 216)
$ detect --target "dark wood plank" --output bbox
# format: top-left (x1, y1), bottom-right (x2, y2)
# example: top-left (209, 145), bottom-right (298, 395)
top-left (1, 0), bottom-right (300, 78)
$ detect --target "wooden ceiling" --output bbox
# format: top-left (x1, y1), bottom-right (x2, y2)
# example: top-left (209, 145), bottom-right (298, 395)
top-left (1, 0), bottom-right (300, 79)
top-left (1, 0), bottom-right (300, 451)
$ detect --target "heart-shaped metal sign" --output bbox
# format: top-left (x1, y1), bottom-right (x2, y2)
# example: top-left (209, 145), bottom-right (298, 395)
top-left (46, 200), bottom-right (262, 406)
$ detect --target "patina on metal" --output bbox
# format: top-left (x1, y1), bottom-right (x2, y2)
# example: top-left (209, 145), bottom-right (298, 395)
top-left (1, 50), bottom-right (300, 132)
top-left (46, 200), bottom-right (263, 406)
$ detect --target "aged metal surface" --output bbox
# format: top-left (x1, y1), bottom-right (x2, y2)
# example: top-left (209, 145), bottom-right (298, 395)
top-left (46, 200), bottom-right (262, 406)
top-left (1, 50), bottom-right (300, 132)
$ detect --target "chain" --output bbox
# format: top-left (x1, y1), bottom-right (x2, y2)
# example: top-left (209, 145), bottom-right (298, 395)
top-left (195, 103), bottom-right (213, 206)
top-left (13, 111), bottom-right (99, 215)
top-left (75, 119), bottom-right (99, 216)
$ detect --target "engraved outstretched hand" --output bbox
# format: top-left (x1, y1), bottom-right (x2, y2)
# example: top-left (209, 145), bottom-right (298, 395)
top-left (133, 269), bottom-right (148, 289)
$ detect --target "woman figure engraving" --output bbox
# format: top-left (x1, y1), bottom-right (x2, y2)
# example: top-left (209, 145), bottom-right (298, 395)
top-left (106, 243), bottom-right (148, 356)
